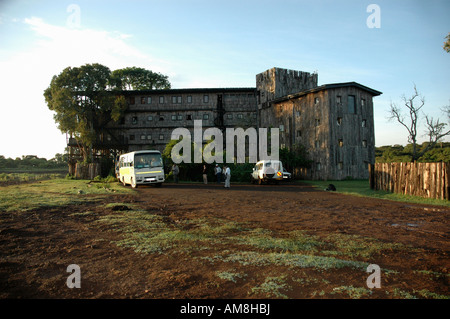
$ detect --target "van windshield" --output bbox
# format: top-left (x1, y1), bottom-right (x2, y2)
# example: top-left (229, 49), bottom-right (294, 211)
top-left (134, 153), bottom-right (163, 169)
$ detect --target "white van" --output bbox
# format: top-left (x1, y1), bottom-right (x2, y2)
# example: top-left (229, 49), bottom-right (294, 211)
top-left (118, 150), bottom-right (165, 188)
top-left (251, 160), bottom-right (284, 185)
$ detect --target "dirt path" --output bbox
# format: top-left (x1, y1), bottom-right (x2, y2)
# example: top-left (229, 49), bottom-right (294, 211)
top-left (0, 182), bottom-right (448, 300)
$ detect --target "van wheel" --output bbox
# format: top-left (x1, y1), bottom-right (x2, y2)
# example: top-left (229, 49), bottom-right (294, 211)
top-left (131, 178), bottom-right (137, 188)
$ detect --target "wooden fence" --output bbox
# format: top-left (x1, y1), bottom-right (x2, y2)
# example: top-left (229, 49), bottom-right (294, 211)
top-left (369, 162), bottom-right (450, 200)
top-left (73, 163), bottom-right (101, 180)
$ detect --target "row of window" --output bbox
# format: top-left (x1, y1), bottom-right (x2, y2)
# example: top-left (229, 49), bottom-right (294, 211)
top-left (129, 113), bottom-right (254, 124)
top-left (311, 139), bottom-right (368, 148)
top-left (131, 95), bottom-right (206, 105)
top-left (131, 93), bottom-right (255, 105)
top-left (308, 95), bottom-right (366, 114)
top-left (129, 134), bottom-right (165, 141)
top-left (279, 118), bottom-right (367, 132)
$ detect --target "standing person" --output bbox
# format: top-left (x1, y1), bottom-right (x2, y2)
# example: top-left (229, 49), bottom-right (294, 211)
top-left (224, 165), bottom-right (231, 189)
top-left (202, 164), bottom-right (208, 184)
top-left (214, 164), bottom-right (222, 184)
top-left (171, 163), bottom-right (179, 183)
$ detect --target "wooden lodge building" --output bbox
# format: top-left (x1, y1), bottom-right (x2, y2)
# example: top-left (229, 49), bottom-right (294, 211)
top-left (68, 67), bottom-right (382, 180)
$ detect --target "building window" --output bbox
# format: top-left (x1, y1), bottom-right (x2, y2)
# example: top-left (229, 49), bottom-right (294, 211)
top-left (172, 96), bottom-right (182, 104)
top-left (361, 98), bottom-right (366, 106)
top-left (296, 130), bottom-right (302, 137)
top-left (336, 96), bottom-right (342, 104)
top-left (348, 95), bottom-right (356, 114)
top-left (147, 115), bottom-right (153, 121)
top-left (337, 117), bottom-right (342, 126)
top-left (315, 119), bottom-right (321, 126)
top-left (147, 97), bottom-right (152, 104)
top-left (237, 114), bottom-right (243, 119)
top-left (362, 140), bottom-right (367, 148)
top-left (140, 135), bottom-right (146, 140)
top-left (129, 97), bottom-right (135, 105)
top-left (159, 134), bottom-right (164, 140)
top-left (171, 115), bottom-right (177, 121)
top-left (132, 116), bottom-right (138, 125)
top-left (177, 115), bottom-right (183, 121)
top-left (338, 139), bottom-right (344, 147)
top-left (140, 97), bottom-right (146, 104)
top-left (159, 96), bottom-right (164, 104)
top-left (279, 124), bottom-right (284, 132)
top-left (203, 113), bottom-right (209, 120)
top-left (159, 116), bottom-right (164, 121)
top-left (314, 97), bottom-right (319, 105)
top-left (187, 114), bottom-right (192, 120)
top-left (316, 162), bottom-right (321, 171)
top-left (130, 135), bottom-right (135, 141)
top-left (362, 119), bottom-right (367, 128)
top-left (147, 135), bottom-right (152, 140)
top-left (227, 114), bottom-right (233, 119)
top-left (187, 96), bottom-right (192, 103)
top-left (338, 162), bottom-right (343, 170)
top-left (203, 95), bottom-right (209, 103)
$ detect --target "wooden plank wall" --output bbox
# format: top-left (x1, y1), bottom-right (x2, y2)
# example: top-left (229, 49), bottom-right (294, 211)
top-left (369, 162), bottom-right (450, 200)
top-left (74, 163), bottom-right (101, 180)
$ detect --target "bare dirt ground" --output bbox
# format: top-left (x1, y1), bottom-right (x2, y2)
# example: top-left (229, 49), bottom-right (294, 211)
top-left (0, 181), bottom-right (448, 301)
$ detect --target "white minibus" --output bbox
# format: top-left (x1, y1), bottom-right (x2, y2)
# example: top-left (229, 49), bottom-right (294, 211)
top-left (118, 150), bottom-right (165, 188)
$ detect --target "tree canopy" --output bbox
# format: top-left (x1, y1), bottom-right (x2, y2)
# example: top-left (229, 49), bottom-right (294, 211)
top-left (110, 67), bottom-right (171, 90)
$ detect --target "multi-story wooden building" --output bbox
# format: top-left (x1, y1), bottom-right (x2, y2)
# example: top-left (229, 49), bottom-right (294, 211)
top-left (68, 67), bottom-right (381, 180)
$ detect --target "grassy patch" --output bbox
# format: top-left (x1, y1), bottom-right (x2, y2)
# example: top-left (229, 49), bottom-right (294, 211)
top-left (331, 285), bottom-right (373, 299)
top-left (237, 228), bottom-right (321, 253)
top-left (251, 276), bottom-right (290, 299)
top-left (216, 270), bottom-right (247, 283)
top-left (302, 180), bottom-right (450, 207)
top-left (0, 172), bottom-right (64, 183)
top-left (323, 233), bottom-right (412, 259)
top-left (0, 178), bottom-right (132, 212)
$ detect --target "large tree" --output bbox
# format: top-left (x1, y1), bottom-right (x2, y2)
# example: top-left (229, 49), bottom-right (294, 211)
top-left (388, 85), bottom-right (450, 161)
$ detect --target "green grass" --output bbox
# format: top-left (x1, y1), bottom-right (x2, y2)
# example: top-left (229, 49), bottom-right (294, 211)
top-left (0, 178), bottom-right (133, 212)
top-left (0, 172), bottom-right (65, 183)
top-left (301, 179), bottom-right (450, 207)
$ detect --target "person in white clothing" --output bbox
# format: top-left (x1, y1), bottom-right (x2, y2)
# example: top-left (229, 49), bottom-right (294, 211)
top-left (224, 165), bottom-right (231, 188)
top-left (214, 164), bottom-right (222, 183)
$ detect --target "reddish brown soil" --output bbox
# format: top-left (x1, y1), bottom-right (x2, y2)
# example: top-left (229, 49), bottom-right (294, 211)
top-left (0, 182), bottom-right (448, 301)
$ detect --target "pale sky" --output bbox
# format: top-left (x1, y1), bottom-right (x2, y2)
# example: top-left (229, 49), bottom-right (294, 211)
top-left (0, 0), bottom-right (449, 159)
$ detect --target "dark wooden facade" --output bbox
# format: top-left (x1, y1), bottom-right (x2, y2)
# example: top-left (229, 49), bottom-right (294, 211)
top-left (259, 81), bottom-right (381, 180)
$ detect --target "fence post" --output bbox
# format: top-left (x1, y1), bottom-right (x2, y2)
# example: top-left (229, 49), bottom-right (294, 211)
top-left (369, 164), bottom-right (374, 189)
